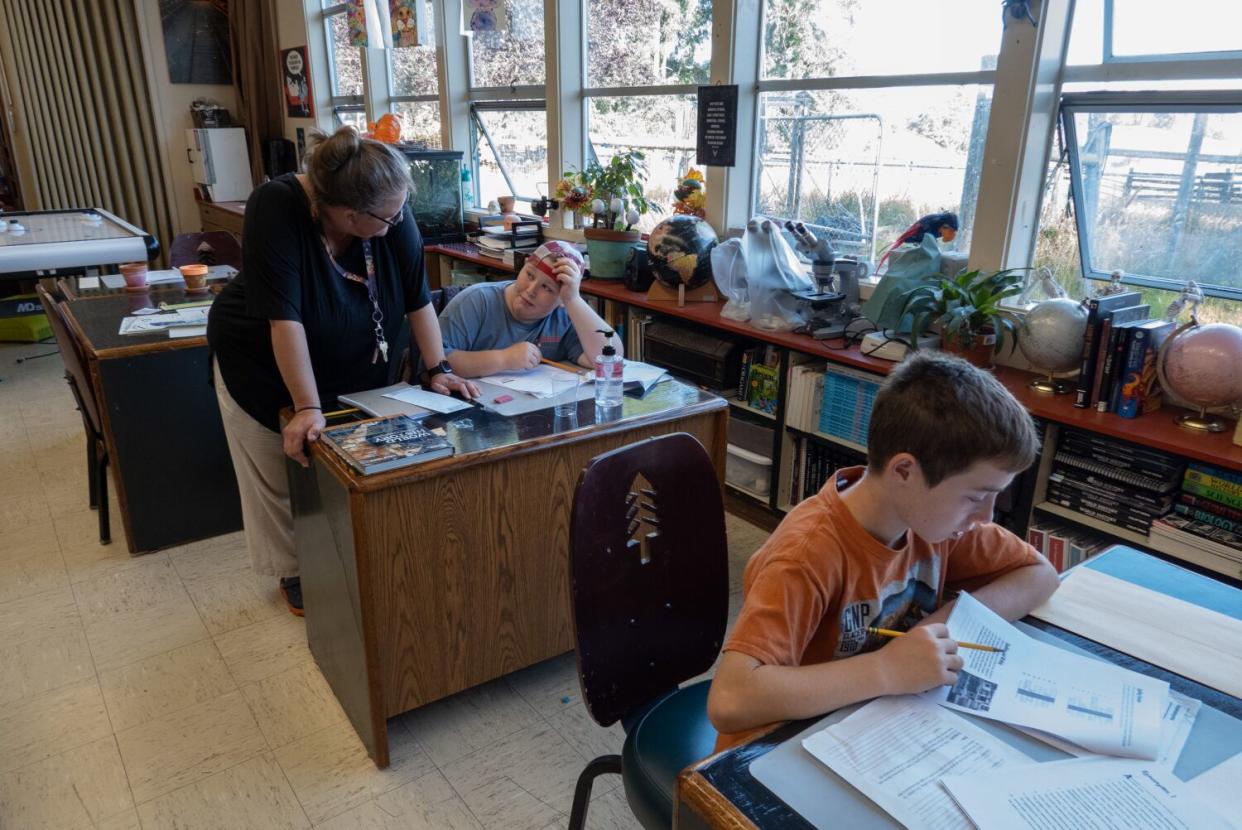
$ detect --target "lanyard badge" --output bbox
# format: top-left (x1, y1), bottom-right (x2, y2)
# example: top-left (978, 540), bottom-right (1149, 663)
top-left (323, 237), bottom-right (389, 364)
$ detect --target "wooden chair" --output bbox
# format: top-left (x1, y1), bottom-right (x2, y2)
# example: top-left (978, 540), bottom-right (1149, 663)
top-left (567, 432), bottom-right (729, 829)
top-left (36, 285), bottom-right (111, 544)
top-left (168, 231), bottom-right (242, 269)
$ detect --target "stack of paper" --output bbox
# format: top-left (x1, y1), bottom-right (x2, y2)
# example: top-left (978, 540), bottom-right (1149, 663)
top-left (476, 364), bottom-right (579, 398)
top-left (583, 360), bottom-right (669, 395)
top-left (118, 306), bottom-right (210, 336)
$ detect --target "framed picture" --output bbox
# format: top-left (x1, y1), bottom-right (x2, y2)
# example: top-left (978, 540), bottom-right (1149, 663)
top-left (281, 46), bottom-right (314, 119)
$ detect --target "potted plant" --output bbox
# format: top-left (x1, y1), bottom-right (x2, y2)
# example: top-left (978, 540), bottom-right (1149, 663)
top-left (556, 150), bottom-right (657, 279)
top-left (896, 268), bottom-right (1025, 366)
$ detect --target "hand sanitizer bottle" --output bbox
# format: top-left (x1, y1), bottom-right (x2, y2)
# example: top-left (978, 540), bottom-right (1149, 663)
top-left (594, 330), bottom-right (624, 407)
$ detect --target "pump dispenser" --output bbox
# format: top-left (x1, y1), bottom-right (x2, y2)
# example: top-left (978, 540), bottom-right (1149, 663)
top-left (594, 330), bottom-right (624, 406)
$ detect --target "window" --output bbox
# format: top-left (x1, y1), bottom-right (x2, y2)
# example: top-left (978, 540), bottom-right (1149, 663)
top-left (472, 105), bottom-right (547, 210)
top-left (583, 0), bottom-right (710, 231)
top-left (755, 0), bottom-right (1001, 262)
top-left (388, 0), bottom-right (440, 146)
top-left (1060, 93), bottom-right (1242, 301)
top-left (322, 3), bottom-right (364, 126)
top-left (469, 0), bottom-right (545, 87)
top-left (1067, 0), bottom-right (1242, 64)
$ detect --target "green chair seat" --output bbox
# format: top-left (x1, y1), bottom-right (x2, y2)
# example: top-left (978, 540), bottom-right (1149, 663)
top-left (621, 681), bottom-right (717, 828)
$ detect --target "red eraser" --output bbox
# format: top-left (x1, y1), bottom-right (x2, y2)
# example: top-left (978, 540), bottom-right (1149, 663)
top-left (493, 394), bottom-right (514, 404)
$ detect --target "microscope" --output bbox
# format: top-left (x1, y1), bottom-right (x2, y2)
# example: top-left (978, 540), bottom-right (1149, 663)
top-left (786, 221), bottom-right (861, 340)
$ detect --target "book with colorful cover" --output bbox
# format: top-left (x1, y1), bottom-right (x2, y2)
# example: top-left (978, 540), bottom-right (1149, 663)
top-left (320, 414), bottom-right (454, 475)
top-left (1185, 465), bottom-right (1242, 499)
top-left (1090, 305), bottom-right (1149, 410)
top-left (1074, 291), bottom-right (1142, 408)
top-left (1187, 461), bottom-right (1242, 488)
top-left (746, 362), bottom-right (780, 415)
top-left (1183, 477), bottom-right (1242, 511)
top-left (1174, 503), bottom-right (1239, 533)
top-left (1114, 320), bottom-right (1175, 418)
top-left (1178, 491), bottom-right (1242, 523)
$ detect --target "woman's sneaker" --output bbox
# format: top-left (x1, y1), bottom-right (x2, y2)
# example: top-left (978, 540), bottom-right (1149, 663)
top-left (279, 577), bottom-right (304, 617)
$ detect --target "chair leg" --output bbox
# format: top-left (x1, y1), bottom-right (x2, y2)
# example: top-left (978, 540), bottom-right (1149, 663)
top-left (567, 754), bottom-right (623, 830)
top-left (96, 446), bottom-right (111, 545)
top-left (86, 434), bottom-right (98, 509)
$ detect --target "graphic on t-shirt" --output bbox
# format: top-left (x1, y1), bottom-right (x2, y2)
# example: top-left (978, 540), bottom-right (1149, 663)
top-left (835, 557), bottom-right (940, 657)
top-left (946, 671), bottom-right (997, 712)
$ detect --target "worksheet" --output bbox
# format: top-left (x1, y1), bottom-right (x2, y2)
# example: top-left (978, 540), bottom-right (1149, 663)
top-left (381, 386), bottom-right (473, 414)
top-left (1013, 690), bottom-right (1199, 768)
top-left (941, 757), bottom-right (1236, 830)
top-left (1187, 751), bottom-right (1242, 822)
top-left (477, 364), bottom-right (579, 398)
top-left (802, 695), bottom-right (1034, 830)
top-left (925, 592), bottom-right (1169, 759)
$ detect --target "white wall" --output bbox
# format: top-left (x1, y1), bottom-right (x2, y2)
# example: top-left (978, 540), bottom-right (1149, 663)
top-left (275, 0), bottom-right (332, 152)
top-left (134, 1), bottom-right (239, 236)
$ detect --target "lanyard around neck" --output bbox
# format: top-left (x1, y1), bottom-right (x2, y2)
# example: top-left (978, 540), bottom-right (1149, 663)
top-left (321, 236), bottom-right (389, 364)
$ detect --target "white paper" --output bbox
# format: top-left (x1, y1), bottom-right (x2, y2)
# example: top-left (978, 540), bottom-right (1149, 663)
top-left (168, 325), bottom-right (207, 338)
top-left (1014, 690), bottom-right (1199, 769)
top-left (119, 313), bottom-right (181, 335)
top-left (941, 757), bottom-right (1236, 830)
top-left (926, 592), bottom-right (1169, 760)
top-left (476, 364), bottom-right (580, 398)
top-left (584, 360), bottom-right (669, 392)
top-left (802, 696), bottom-right (1033, 830)
top-left (1187, 751), bottom-right (1242, 822)
top-left (381, 386), bottom-right (473, 414)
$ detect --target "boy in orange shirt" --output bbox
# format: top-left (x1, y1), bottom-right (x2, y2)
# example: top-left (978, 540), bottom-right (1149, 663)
top-left (708, 352), bottom-right (1059, 747)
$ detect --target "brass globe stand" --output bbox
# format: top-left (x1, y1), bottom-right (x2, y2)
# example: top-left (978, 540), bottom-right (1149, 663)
top-left (1028, 373), bottom-right (1075, 394)
top-left (1174, 407), bottom-right (1227, 433)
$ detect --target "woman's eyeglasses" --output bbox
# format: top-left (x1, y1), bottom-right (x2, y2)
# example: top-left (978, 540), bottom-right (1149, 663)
top-left (363, 207), bottom-right (405, 228)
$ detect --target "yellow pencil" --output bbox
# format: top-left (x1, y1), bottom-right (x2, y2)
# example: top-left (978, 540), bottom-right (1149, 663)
top-left (540, 357), bottom-right (583, 374)
top-left (323, 407), bottom-right (360, 419)
top-left (867, 627), bottom-right (1006, 653)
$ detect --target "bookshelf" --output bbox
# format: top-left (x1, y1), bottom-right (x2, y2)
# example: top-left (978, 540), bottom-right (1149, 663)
top-left (423, 246), bottom-right (1242, 577)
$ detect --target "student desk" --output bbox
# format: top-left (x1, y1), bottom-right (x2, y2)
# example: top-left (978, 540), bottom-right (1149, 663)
top-left (675, 546), bottom-right (1242, 829)
top-left (60, 289), bottom-right (243, 552)
top-left (289, 381), bottom-right (728, 767)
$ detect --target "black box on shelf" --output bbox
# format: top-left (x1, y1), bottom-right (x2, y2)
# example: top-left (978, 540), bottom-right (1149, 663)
top-left (642, 320), bottom-right (744, 391)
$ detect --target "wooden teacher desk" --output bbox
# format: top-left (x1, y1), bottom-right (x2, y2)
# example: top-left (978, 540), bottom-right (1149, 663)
top-left (675, 546), bottom-right (1242, 829)
top-left (289, 381), bottom-right (728, 767)
top-left (61, 288), bottom-right (243, 553)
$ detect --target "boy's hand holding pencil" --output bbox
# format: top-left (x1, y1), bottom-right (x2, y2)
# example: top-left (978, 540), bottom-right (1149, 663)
top-left (872, 623), bottom-right (966, 696)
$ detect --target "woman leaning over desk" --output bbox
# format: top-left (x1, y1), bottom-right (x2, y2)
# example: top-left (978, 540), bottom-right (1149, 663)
top-left (207, 126), bottom-right (478, 616)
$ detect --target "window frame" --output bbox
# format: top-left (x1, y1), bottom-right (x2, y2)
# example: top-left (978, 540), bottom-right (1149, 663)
top-left (1101, 0), bottom-right (1242, 65)
top-left (1061, 89), bottom-right (1242, 302)
top-left (321, 3), bottom-right (366, 121)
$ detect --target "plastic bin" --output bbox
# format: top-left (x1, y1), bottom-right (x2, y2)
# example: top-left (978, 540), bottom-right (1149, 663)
top-left (726, 444), bottom-right (773, 498)
top-left (728, 415), bottom-right (774, 458)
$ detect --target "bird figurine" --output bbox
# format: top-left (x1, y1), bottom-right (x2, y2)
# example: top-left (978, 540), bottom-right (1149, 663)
top-left (875, 212), bottom-right (960, 272)
top-left (1165, 280), bottom-right (1204, 323)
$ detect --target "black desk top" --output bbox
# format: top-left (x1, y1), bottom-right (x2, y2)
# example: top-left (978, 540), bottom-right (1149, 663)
top-left (313, 380), bottom-right (728, 492)
top-left (63, 291), bottom-right (213, 358)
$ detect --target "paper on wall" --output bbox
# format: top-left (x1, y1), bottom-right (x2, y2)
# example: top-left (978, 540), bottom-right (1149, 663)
top-left (802, 695), bottom-right (1034, 830)
top-left (925, 592), bottom-right (1169, 760)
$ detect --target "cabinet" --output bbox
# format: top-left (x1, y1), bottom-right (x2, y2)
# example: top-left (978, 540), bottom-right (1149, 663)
top-left (196, 200), bottom-right (245, 238)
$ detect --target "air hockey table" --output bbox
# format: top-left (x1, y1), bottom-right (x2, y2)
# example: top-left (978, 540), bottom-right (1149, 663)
top-left (0, 207), bottom-right (158, 277)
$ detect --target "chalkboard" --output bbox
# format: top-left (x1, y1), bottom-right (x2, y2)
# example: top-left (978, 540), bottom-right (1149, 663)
top-left (697, 85), bottom-right (738, 167)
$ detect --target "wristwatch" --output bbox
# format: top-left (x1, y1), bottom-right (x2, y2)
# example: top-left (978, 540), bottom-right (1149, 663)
top-left (427, 360), bottom-right (453, 378)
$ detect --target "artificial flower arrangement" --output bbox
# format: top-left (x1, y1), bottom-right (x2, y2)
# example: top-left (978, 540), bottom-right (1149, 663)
top-left (672, 168), bottom-right (706, 217)
top-left (554, 150), bottom-right (655, 232)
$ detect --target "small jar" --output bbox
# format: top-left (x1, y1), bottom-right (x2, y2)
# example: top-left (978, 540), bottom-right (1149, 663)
top-left (179, 264), bottom-right (209, 294)
top-left (119, 262), bottom-right (148, 291)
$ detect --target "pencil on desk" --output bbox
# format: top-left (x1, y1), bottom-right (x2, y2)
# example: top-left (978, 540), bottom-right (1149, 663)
top-left (323, 407), bottom-right (360, 419)
top-left (540, 357), bottom-right (584, 374)
top-left (867, 627), bottom-right (1006, 653)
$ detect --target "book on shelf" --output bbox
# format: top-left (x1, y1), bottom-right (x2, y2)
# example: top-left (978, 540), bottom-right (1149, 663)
top-left (1173, 503), bottom-right (1240, 533)
top-left (1187, 460), bottom-right (1242, 488)
top-left (1150, 514), bottom-right (1242, 564)
top-left (1182, 477), bottom-right (1242, 511)
top-left (1178, 491), bottom-right (1242, 523)
top-left (1185, 465), bottom-right (1242, 500)
top-left (1073, 291), bottom-right (1142, 408)
top-left (1058, 429), bottom-right (1184, 477)
top-left (1090, 305), bottom-right (1149, 411)
top-left (818, 364), bottom-right (882, 448)
top-left (1044, 485), bottom-right (1164, 530)
top-left (1040, 499), bottom-right (1152, 536)
top-left (1048, 469), bottom-right (1173, 513)
top-left (746, 361), bottom-right (780, 415)
top-left (1113, 320), bottom-right (1176, 418)
top-left (319, 414), bottom-right (454, 475)
top-left (1052, 451), bottom-right (1180, 493)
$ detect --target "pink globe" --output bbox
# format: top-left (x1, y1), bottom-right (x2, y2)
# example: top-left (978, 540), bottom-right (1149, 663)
top-left (1162, 323), bottom-right (1242, 408)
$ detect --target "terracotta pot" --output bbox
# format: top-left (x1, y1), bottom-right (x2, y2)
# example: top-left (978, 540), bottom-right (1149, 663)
top-left (179, 264), bottom-right (209, 294)
top-left (583, 227), bottom-right (642, 279)
top-left (119, 262), bottom-right (148, 291)
top-left (942, 329), bottom-right (995, 368)
top-left (497, 195), bottom-right (515, 213)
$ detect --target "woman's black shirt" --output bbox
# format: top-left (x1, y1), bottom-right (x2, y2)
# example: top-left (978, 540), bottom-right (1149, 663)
top-left (207, 174), bottom-right (430, 432)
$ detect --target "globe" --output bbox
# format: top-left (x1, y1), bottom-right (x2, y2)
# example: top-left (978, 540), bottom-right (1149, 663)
top-left (647, 215), bottom-right (719, 290)
top-left (1018, 298), bottom-right (1088, 379)
top-left (1161, 323), bottom-right (1242, 410)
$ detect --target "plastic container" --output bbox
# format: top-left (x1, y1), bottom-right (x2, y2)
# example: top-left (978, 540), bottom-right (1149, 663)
top-left (594, 329), bottom-right (624, 406)
top-left (727, 416), bottom-right (774, 458)
top-left (726, 444), bottom-right (773, 498)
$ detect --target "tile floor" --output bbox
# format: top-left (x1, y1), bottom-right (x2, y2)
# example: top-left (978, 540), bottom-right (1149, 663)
top-left (0, 340), bottom-right (770, 830)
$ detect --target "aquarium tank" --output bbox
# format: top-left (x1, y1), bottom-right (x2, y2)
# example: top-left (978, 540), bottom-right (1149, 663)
top-left (399, 148), bottom-right (465, 244)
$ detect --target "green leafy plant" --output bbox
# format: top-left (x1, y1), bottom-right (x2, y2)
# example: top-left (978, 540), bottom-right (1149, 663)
top-left (557, 150), bottom-right (659, 231)
top-left (897, 268), bottom-right (1026, 353)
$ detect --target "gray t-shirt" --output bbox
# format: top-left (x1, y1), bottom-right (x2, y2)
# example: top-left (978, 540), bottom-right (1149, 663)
top-left (438, 281), bottom-right (584, 363)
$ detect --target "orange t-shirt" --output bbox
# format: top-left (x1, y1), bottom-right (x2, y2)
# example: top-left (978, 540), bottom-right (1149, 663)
top-left (715, 466), bottom-right (1041, 749)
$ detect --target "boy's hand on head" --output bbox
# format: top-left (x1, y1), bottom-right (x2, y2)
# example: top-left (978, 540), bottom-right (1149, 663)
top-left (504, 341), bottom-right (541, 371)
top-left (553, 259), bottom-right (583, 303)
top-left (878, 624), bottom-right (964, 695)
